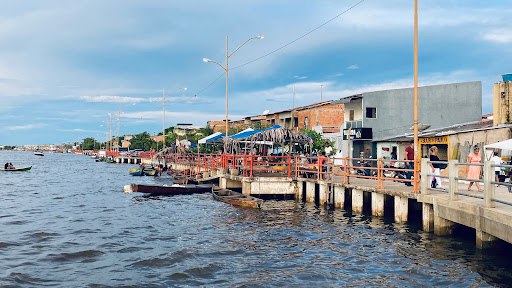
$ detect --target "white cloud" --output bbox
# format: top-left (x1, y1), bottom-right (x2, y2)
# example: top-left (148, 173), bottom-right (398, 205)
top-left (6, 123), bottom-right (47, 131)
top-left (80, 95), bottom-right (147, 103)
top-left (148, 96), bottom-right (214, 104)
top-left (482, 29), bottom-right (512, 43)
top-left (347, 65), bottom-right (358, 70)
top-left (293, 75), bottom-right (308, 80)
top-left (56, 128), bottom-right (103, 133)
top-left (121, 110), bottom-right (246, 125)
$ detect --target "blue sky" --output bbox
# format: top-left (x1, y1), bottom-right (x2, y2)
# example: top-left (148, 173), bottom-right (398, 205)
top-left (0, 0), bottom-right (510, 145)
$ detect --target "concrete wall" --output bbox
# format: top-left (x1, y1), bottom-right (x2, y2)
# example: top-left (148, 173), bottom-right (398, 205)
top-left (363, 81), bottom-right (482, 140)
top-left (493, 81), bottom-right (512, 126)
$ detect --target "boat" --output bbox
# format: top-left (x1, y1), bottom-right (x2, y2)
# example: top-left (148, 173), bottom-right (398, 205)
top-left (0, 166), bottom-right (32, 172)
top-left (34, 151), bottom-right (44, 156)
top-left (143, 169), bottom-right (157, 176)
top-left (129, 183), bottom-right (213, 196)
top-left (129, 168), bottom-right (143, 176)
top-left (212, 188), bottom-right (263, 208)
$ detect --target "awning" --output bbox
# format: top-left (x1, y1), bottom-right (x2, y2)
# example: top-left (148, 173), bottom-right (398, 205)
top-left (484, 139), bottom-right (512, 150)
top-left (198, 132), bottom-right (222, 144)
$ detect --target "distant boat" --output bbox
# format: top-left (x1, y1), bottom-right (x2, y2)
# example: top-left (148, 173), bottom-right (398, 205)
top-left (34, 151), bottom-right (44, 156)
top-left (143, 169), bottom-right (157, 176)
top-left (129, 168), bottom-right (143, 176)
top-left (1, 166), bottom-right (32, 172)
top-left (212, 188), bottom-right (263, 208)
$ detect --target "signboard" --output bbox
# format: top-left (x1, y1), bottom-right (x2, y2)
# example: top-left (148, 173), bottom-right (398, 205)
top-left (343, 128), bottom-right (372, 140)
top-left (419, 136), bottom-right (448, 144)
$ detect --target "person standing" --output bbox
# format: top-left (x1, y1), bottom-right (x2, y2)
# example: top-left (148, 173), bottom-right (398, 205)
top-left (490, 151), bottom-right (503, 187)
top-left (467, 146), bottom-right (483, 192)
top-left (429, 146), bottom-right (443, 189)
top-left (404, 141), bottom-right (414, 186)
top-left (324, 142), bottom-right (333, 157)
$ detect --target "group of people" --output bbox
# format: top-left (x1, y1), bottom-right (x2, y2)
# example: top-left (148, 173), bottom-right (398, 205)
top-left (405, 142), bottom-right (500, 192)
top-left (3, 162), bottom-right (15, 170)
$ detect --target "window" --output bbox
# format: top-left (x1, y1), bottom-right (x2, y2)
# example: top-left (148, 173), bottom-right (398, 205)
top-left (366, 107), bottom-right (376, 119)
top-left (304, 117), bottom-right (308, 130)
top-left (349, 110), bottom-right (354, 121)
top-left (294, 117), bottom-right (299, 128)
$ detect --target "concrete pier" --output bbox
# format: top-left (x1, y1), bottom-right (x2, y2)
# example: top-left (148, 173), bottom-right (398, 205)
top-left (334, 186), bottom-right (345, 209)
top-left (305, 181), bottom-right (315, 203)
top-left (352, 189), bottom-right (364, 214)
top-left (371, 192), bottom-right (385, 217)
top-left (422, 203), bottom-right (434, 232)
top-left (319, 182), bottom-right (328, 206)
top-left (394, 196), bottom-right (408, 223)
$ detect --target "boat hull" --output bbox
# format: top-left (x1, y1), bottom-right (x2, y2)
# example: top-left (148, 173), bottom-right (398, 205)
top-left (129, 169), bottom-right (143, 176)
top-left (130, 184), bottom-right (212, 196)
top-left (1, 166), bottom-right (32, 172)
top-left (212, 188), bottom-right (263, 208)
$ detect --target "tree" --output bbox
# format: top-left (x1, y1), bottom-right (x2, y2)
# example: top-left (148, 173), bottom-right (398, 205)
top-left (129, 132), bottom-right (156, 150)
top-left (300, 129), bottom-right (335, 154)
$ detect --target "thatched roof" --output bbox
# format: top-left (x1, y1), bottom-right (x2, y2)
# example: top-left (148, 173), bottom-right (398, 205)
top-left (247, 127), bottom-right (312, 144)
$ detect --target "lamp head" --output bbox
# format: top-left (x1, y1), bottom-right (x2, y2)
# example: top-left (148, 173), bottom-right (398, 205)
top-left (183, 88), bottom-right (188, 91)
top-left (256, 35), bottom-right (264, 39)
top-left (203, 58), bottom-right (212, 63)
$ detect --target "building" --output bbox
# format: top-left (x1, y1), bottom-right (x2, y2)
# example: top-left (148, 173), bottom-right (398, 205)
top-left (332, 81), bottom-right (483, 159)
top-left (493, 73), bottom-right (512, 126)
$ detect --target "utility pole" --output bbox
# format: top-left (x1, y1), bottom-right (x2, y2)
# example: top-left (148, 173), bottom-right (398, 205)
top-left (320, 84), bottom-right (324, 102)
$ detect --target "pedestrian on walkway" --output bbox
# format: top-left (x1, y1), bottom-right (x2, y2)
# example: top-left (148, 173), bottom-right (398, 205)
top-left (490, 151), bottom-right (503, 187)
top-left (467, 145), bottom-right (483, 192)
top-left (429, 146), bottom-right (443, 189)
top-left (404, 141), bottom-right (414, 186)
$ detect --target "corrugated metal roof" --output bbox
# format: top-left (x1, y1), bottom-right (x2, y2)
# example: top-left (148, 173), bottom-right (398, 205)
top-left (331, 94), bottom-right (363, 105)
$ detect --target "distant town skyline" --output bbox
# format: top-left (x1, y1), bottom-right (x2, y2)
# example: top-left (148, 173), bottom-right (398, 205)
top-left (1, 0), bottom-right (510, 145)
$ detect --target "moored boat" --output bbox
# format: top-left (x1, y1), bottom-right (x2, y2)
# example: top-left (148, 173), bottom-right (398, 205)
top-left (212, 188), bottom-right (263, 208)
top-left (34, 151), bottom-right (44, 156)
top-left (0, 166), bottom-right (32, 172)
top-left (129, 183), bottom-right (213, 196)
top-left (143, 169), bottom-right (157, 176)
top-left (129, 168), bottom-right (143, 176)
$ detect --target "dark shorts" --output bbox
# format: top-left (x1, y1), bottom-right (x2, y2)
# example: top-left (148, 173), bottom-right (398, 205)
top-left (495, 171), bottom-right (500, 177)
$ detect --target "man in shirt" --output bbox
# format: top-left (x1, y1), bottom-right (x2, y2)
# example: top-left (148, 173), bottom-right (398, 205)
top-left (324, 142), bottom-right (333, 157)
top-left (491, 151), bottom-right (503, 187)
top-left (404, 142), bottom-right (414, 186)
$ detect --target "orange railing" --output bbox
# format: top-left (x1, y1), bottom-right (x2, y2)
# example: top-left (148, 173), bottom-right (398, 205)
top-left (122, 152), bottom-right (417, 191)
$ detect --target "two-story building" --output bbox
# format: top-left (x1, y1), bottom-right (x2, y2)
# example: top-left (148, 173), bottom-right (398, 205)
top-left (332, 81), bottom-right (483, 159)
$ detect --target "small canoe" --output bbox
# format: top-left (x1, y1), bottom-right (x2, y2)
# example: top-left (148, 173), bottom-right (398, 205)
top-left (212, 188), bottom-right (263, 209)
top-left (129, 168), bottom-right (143, 176)
top-left (130, 183), bottom-right (213, 196)
top-left (144, 169), bottom-right (157, 176)
top-left (0, 166), bottom-right (32, 172)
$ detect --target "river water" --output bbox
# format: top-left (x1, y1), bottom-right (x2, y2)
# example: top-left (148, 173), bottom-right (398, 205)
top-left (1, 151), bottom-right (511, 287)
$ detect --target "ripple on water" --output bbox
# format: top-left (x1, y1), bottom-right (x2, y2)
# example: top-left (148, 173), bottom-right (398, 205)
top-left (46, 249), bottom-right (104, 263)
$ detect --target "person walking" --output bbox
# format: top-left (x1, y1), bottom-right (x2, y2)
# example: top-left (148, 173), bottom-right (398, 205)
top-left (467, 145), bottom-right (483, 192)
top-left (404, 141), bottom-right (414, 186)
top-left (429, 146), bottom-right (443, 189)
top-left (490, 151), bottom-right (503, 187)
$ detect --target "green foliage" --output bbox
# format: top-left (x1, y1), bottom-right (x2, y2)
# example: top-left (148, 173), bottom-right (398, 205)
top-left (129, 132), bottom-right (156, 150)
top-left (300, 129), bottom-right (335, 154)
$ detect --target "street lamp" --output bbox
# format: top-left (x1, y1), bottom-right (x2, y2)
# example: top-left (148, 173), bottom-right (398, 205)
top-left (150, 87), bottom-right (187, 154)
top-left (203, 34), bottom-right (264, 151)
top-left (116, 103), bottom-right (136, 153)
top-left (413, 0), bottom-right (419, 192)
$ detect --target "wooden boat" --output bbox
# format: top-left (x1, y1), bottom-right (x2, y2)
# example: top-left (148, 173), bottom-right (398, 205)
top-left (34, 151), bottom-right (44, 156)
top-left (212, 188), bottom-right (263, 208)
top-left (144, 169), bottom-right (157, 176)
top-left (130, 183), bottom-right (213, 196)
top-left (0, 166), bottom-right (32, 171)
top-left (129, 168), bottom-right (143, 176)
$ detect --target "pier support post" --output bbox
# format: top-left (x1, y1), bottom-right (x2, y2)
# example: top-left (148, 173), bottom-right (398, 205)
top-left (352, 189), bottom-right (363, 214)
top-left (394, 196), bottom-right (408, 223)
top-left (305, 181), bottom-right (315, 203)
top-left (319, 182), bottom-right (328, 206)
top-left (434, 216), bottom-right (455, 236)
top-left (242, 180), bottom-right (252, 196)
top-left (476, 230), bottom-right (497, 249)
top-left (371, 192), bottom-right (385, 217)
top-left (220, 177), bottom-right (227, 189)
top-left (334, 186), bottom-right (345, 209)
top-left (296, 181), bottom-right (304, 201)
top-left (422, 203), bottom-right (434, 232)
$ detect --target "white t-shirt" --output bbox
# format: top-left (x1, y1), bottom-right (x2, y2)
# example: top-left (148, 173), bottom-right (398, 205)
top-left (325, 146), bottom-right (333, 156)
top-left (491, 155), bottom-right (502, 172)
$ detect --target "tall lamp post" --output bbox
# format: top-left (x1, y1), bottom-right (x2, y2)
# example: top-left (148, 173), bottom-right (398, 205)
top-left (116, 103), bottom-right (136, 153)
top-left (413, 0), bottom-right (419, 192)
top-left (150, 87), bottom-right (187, 153)
top-left (203, 35), bottom-right (264, 152)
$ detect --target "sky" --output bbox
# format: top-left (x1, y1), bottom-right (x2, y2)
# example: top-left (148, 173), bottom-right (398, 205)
top-left (0, 0), bottom-right (511, 146)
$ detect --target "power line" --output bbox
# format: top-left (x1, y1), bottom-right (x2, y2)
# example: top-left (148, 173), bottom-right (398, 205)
top-left (193, 0), bottom-right (366, 97)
